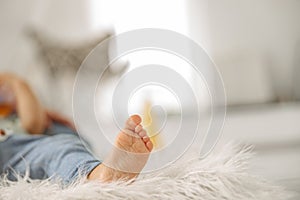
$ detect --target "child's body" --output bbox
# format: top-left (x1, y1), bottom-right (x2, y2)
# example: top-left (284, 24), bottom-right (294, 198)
top-left (0, 73), bottom-right (153, 183)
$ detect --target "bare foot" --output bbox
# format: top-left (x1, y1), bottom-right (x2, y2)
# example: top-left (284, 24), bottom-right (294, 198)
top-left (88, 115), bottom-right (153, 182)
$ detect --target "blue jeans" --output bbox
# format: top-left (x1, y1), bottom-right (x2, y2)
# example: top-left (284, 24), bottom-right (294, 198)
top-left (0, 123), bottom-right (101, 184)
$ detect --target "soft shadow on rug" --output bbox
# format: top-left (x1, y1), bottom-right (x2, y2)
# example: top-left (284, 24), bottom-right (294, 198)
top-left (0, 143), bottom-right (294, 200)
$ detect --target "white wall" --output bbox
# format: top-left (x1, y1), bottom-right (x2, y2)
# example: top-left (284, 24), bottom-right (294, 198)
top-left (186, 0), bottom-right (300, 104)
top-left (0, 0), bottom-right (37, 73)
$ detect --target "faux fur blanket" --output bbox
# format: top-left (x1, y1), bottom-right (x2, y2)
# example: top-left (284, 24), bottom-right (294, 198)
top-left (0, 143), bottom-right (293, 200)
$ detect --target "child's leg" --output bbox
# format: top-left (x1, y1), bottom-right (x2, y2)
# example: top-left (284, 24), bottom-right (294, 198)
top-left (0, 115), bottom-right (153, 184)
top-left (0, 132), bottom-right (100, 184)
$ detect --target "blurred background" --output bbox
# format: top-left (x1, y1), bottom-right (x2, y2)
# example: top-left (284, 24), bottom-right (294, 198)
top-left (0, 0), bottom-right (299, 198)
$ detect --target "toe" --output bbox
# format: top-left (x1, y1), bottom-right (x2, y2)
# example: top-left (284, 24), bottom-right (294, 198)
top-left (125, 115), bottom-right (142, 130)
top-left (138, 130), bottom-right (147, 138)
top-left (135, 124), bottom-right (143, 133)
top-left (146, 140), bottom-right (153, 151)
top-left (142, 136), bottom-right (150, 143)
top-left (130, 115), bottom-right (142, 125)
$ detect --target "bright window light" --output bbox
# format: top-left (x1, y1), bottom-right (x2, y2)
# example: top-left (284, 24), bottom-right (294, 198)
top-left (89, 0), bottom-right (207, 115)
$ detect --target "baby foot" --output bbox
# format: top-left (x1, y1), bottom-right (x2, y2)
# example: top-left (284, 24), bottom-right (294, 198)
top-left (88, 115), bottom-right (153, 182)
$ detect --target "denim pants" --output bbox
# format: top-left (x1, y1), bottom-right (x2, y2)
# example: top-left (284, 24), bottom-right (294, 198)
top-left (0, 122), bottom-right (101, 184)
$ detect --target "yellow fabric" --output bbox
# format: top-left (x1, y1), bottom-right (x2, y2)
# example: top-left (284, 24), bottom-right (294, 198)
top-left (142, 100), bottom-right (163, 149)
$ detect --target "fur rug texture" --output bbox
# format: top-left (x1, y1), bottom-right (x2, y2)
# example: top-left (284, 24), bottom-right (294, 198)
top-left (0, 143), bottom-right (294, 200)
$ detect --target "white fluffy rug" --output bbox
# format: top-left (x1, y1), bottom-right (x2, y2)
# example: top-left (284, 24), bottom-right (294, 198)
top-left (0, 143), bottom-right (293, 200)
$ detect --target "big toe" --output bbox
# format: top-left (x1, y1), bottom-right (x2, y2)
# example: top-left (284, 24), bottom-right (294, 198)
top-left (131, 115), bottom-right (142, 125)
top-left (125, 115), bottom-right (142, 130)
